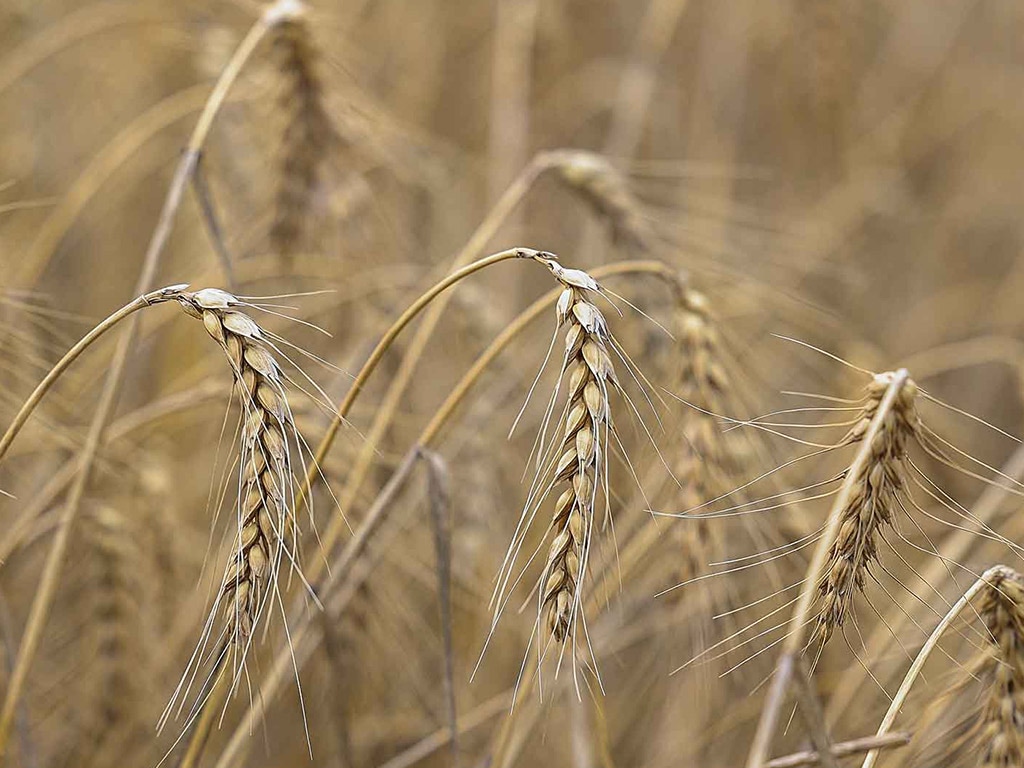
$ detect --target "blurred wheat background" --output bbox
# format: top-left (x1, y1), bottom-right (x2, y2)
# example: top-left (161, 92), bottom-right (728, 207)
top-left (3, 1), bottom-right (1024, 767)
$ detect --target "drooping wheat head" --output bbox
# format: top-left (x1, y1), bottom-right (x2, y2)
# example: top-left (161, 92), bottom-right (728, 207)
top-left (666, 286), bottom-right (746, 591)
top-left (82, 503), bottom-right (151, 752)
top-left (548, 149), bottom-right (654, 253)
top-left (530, 256), bottom-right (622, 647)
top-left (814, 371), bottom-right (921, 647)
top-left (176, 288), bottom-right (299, 658)
top-left (269, 2), bottom-right (335, 259)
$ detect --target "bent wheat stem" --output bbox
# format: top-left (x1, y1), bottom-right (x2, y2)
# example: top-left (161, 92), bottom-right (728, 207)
top-left (861, 564), bottom-right (1018, 768)
top-left (298, 247), bottom-right (541, 578)
top-left (419, 260), bottom-right (677, 446)
top-left (0, 284), bottom-right (186, 465)
top-left (315, 158), bottom-right (555, 533)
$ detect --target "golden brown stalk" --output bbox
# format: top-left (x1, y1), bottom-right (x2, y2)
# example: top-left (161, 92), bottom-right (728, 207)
top-left (813, 371), bottom-right (920, 646)
top-left (176, 288), bottom-right (295, 650)
top-left (269, 4), bottom-right (335, 258)
top-left (534, 256), bottom-right (620, 644)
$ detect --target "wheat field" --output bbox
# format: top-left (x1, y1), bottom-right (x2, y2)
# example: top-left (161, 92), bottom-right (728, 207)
top-left (2, 1), bottom-right (1024, 767)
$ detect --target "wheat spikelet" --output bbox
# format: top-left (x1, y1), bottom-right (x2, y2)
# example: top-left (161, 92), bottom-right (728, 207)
top-left (176, 288), bottom-right (297, 652)
top-left (534, 257), bottom-right (621, 644)
top-left (814, 371), bottom-right (920, 647)
top-left (269, 2), bottom-right (334, 259)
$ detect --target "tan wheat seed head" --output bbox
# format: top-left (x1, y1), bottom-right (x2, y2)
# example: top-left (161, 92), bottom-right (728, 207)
top-left (176, 288), bottom-right (299, 656)
top-left (667, 286), bottom-right (746, 590)
top-left (268, 1), bottom-right (335, 258)
top-left (532, 256), bottom-right (621, 647)
top-left (814, 370), bottom-right (921, 647)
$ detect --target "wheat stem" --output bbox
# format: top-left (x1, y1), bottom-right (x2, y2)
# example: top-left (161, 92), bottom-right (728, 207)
top-left (419, 260), bottom-right (677, 446)
top-left (312, 158), bottom-right (555, 545)
top-left (767, 733), bottom-right (911, 768)
top-left (0, 284), bottom-right (185, 465)
top-left (297, 247), bottom-right (540, 581)
top-left (860, 564), bottom-right (1015, 768)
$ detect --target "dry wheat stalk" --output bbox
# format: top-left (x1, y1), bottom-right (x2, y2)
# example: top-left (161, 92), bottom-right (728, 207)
top-left (269, 1), bottom-right (335, 258)
top-left (533, 256), bottom-right (621, 645)
top-left (176, 288), bottom-right (298, 654)
top-left (814, 371), bottom-right (921, 647)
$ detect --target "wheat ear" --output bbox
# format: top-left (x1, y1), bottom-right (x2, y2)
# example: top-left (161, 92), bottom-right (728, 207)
top-left (269, 1), bottom-right (334, 258)
top-left (813, 370), bottom-right (920, 646)
top-left (534, 256), bottom-right (620, 644)
top-left (176, 288), bottom-right (297, 651)
top-left (667, 286), bottom-right (746, 589)
top-left (746, 370), bottom-right (913, 768)
top-left (549, 149), bottom-right (654, 252)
